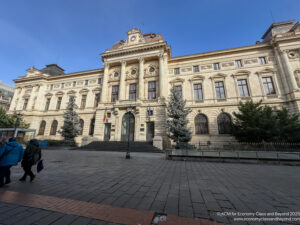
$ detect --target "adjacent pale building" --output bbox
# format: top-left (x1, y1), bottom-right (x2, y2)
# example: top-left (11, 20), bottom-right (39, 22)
top-left (8, 20), bottom-right (300, 149)
top-left (0, 80), bottom-right (14, 111)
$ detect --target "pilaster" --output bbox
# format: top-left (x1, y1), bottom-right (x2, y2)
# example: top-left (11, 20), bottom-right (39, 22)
top-left (100, 62), bottom-right (109, 103)
top-left (119, 61), bottom-right (126, 100)
top-left (280, 49), bottom-right (298, 91)
top-left (158, 54), bottom-right (164, 98)
top-left (138, 57), bottom-right (144, 100)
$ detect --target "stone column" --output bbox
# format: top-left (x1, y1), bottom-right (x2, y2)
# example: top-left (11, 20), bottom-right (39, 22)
top-left (100, 62), bottom-right (109, 103)
top-left (274, 48), bottom-right (289, 94)
top-left (281, 49), bottom-right (298, 91)
top-left (138, 57), bottom-right (144, 100)
top-left (158, 54), bottom-right (164, 98)
top-left (119, 61), bottom-right (126, 100)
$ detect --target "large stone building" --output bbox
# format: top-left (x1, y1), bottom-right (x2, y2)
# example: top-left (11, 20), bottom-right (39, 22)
top-left (0, 80), bottom-right (14, 111)
top-left (8, 20), bottom-right (300, 148)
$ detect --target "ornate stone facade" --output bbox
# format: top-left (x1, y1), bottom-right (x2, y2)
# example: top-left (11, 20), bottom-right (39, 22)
top-left (9, 20), bottom-right (300, 148)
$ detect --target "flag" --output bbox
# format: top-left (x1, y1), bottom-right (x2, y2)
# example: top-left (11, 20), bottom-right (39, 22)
top-left (104, 107), bottom-right (107, 120)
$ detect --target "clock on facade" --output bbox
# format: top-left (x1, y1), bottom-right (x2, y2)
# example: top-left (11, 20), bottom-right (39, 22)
top-left (131, 36), bottom-right (136, 41)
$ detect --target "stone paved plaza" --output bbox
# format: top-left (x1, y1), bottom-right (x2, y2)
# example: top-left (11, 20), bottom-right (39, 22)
top-left (1, 150), bottom-right (300, 225)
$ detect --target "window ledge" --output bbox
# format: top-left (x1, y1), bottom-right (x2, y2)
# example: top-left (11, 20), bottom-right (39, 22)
top-left (217, 98), bottom-right (227, 102)
top-left (194, 100), bottom-right (204, 103)
top-left (266, 94), bottom-right (277, 99)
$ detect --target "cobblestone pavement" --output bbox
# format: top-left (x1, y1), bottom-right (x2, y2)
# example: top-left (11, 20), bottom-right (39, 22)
top-left (1, 150), bottom-right (300, 225)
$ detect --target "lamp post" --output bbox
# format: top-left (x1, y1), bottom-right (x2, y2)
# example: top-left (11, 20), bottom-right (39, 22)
top-left (14, 112), bottom-right (22, 138)
top-left (126, 105), bottom-right (134, 159)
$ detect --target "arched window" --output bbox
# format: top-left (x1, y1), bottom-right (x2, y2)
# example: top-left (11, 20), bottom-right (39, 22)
top-left (79, 119), bottom-right (84, 135)
top-left (195, 114), bottom-right (209, 134)
top-left (217, 113), bottom-right (232, 134)
top-left (38, 120), bottom-right (46, 135)
top-left (50, 120), bottom-right (58, 135)
top-left (89, 118), bottom-right (95, 136)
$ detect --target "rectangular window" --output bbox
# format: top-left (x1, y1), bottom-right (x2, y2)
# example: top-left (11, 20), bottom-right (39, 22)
top-left (174, 85), bottom-right (182, 98)
top-left (129, 83), bottom-right (137, 100)
top-left (73, 81), bottom-right (76, 87)
top-left (85, 80), bottom-right (88, 86)
top-left (237, 79), bottom-right (250, 97)
top-left (148, 81), bottom-right (156, 100)
top-left (98, 78), bottom-right (102, 84)
top-left (50, 84), bottom-right (53, 90)
top-left (193, 83), bottom-right (203, 100)
top-left (174, 68), bottom-right (180, 75)
top-left (81, 95), bottom-right (87, 109)
top-left (262, 77), bottom-right (276, 95)
top-left (213, 63), bottom-right (220, 70)
top-left (56, 97), bottom-right (62, 110)
top-left (45, 98), bottom-right (51, 111)
top-left (94, 93), bottom-right (101, 107)
top-left (215, 81), bottom-right (226, 99)
top-left (259, 57), bottom-right (266, 65)
top-left (61, 83), bottom-right (64, 89)
top-left (23, 99), bottom-right (28, 110)
top-left (193, 65), bottom-right (199, 73)
top-left (236, 60), bottom-right (243, 68)
top-left (111, 85), bottom-right (119, 102)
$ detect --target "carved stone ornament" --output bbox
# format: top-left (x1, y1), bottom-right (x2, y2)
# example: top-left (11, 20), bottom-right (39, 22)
top-left (294, 70), bottom-right (300, 88)
top-left (288, 50), bottom-right (298, 59)
top-left (144, 64), bottom-right (158, 78)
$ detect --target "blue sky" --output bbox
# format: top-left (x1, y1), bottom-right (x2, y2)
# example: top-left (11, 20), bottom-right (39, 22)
top-left (1, 0), bottom-right (299, 86)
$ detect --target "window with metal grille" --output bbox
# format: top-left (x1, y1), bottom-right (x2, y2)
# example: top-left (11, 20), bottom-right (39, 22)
top-left (38, 121), bottom-right (46, 135)
top-left (195, 114), bottom-right (209, 134)
top-left (217, 113), bottom-right (232, 134)
top-left (79, 119), bottom-right (84, 135)
top-left (50, 120), bottom-right (58, 135)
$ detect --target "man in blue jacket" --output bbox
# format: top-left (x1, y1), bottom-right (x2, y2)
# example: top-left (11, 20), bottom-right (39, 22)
top-left (0, 138), bottom-right (24, 187)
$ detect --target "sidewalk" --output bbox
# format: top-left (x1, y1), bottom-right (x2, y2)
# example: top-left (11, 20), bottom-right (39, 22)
top-left (1, 150), bottom-right (300, 224)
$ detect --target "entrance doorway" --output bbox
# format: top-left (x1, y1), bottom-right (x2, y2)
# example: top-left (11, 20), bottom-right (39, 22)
top-left (121, 112), bottom-right (135, 142)
top-left (146, 122), bottom-right (155, 143)
top-left (104, 123), bottom-right (111, 141)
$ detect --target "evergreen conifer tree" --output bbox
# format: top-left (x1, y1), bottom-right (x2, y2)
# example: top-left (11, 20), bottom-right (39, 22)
top-left (60, 96), bottom-right (81, 145)
top-left (167, 86), bottom-right (192, 148)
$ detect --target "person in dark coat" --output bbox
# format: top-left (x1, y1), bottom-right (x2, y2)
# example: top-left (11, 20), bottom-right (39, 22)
top-left (0, 138), bottom-right (24, 187)
top-left (19, 139), bottom-right (41, 182)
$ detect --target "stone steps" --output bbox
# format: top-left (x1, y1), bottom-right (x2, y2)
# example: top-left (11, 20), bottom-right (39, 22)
top-left (81, 141), bottom-right (163, 153)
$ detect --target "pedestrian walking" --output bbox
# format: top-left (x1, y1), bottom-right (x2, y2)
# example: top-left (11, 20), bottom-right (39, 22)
top-left (0, 138), bottom-right (24, 187)
top-left (19, 139), bottom-right (42, 182)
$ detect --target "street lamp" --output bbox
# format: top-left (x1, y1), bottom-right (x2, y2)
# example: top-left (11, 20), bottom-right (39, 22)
top-left (126, 105), bottom-right (134, 159)
top-left (14, 112), bottom-right (22, 138)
